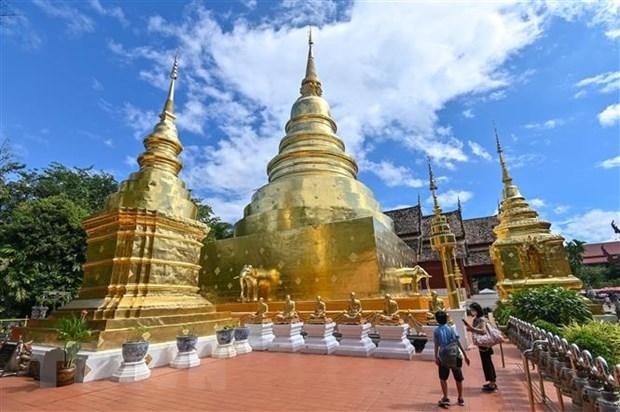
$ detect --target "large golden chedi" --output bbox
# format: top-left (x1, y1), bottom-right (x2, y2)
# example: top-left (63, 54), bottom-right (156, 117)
top-left (490, 132), bottom-right (582, 299)
top-left (201, 34), bottom-right (416, 302)
top-left (27, 58), bottom-right (231, 350)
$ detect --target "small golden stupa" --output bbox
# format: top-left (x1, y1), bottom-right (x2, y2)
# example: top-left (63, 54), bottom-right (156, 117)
top-left (201, 31), bottom-right (416, 302)
top-left (490, 131), bottom-right (582, 299)
top-left (27, 57), bottom-right (232, 350)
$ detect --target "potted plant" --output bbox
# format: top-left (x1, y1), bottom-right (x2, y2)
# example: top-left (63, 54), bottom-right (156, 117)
top-left (216, 324), bottom-right (236, 345)
top-left (233, 324), bottom-right (249, 343)
top-left (411, 333), bottom-right (428, 353)
top-left (121, 324), bottom-right (151, 363)
top-left (176, 325), bottom-right (198, 353)
top-left (56, 310), bottom-right (91, 387)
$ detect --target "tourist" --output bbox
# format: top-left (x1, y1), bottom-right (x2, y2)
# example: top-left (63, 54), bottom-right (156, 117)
top-left (434, 310), bottom-right (470, 408)
top-left (464, 302), bottom-right (498, 392)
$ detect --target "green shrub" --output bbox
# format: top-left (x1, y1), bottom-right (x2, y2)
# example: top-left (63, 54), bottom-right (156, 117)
top-left (510, 286), bottom-right (592, 326)
top-left (562, 321), bottom-right (620, 366)
top-left (493, 301), bottom-right (514, 326)
top-left (532, 319), bottom-right (563, 337)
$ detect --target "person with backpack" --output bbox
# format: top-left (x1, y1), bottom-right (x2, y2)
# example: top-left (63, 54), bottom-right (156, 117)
top-left (434, 310), bottom-right (470, 408)
top-left (463, 302), bottom-right (499, 392)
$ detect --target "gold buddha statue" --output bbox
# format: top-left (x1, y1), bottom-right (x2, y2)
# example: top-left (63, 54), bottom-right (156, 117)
top-left (337, 292), bottom-right (365, 324)
top-left (307, 295), bottom-right (332, 324)
top-left (377, 293), bottom-right (403, 325)
top-left (274, 294), bottom-right (300, 324)
top-left (426, 290), bottom-right (445, 325)
top-left (247, 297), bottom-right (270, 324)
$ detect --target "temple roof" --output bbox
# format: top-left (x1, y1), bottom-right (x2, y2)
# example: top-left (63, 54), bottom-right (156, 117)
top-left (463, 216), bottom-right (499, 245)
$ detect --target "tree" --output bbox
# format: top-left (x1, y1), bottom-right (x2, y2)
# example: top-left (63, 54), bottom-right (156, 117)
top-left (0, 195), bottom-right (88, 317)
top-left (194, 199), bottom-right (234, 241)
top-left (565, 239), bottom-right (586, 275)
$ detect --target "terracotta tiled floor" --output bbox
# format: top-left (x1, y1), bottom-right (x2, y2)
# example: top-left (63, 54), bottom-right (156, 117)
top-left (1, 344), bottom-right (544, 412)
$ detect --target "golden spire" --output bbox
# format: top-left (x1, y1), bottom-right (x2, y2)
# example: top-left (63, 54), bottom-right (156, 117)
top-left (495, 127), bottom-right (512, 186)
top-left (300, 27), bottom-right (322, 96)
top-left (161, 53), bottom-right (179, 121)
top-left (428, 158), bottom-right (441, 215)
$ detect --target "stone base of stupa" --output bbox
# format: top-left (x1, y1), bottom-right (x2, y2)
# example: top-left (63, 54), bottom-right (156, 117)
top-left (334, 323), bottom-right (375, 357)
top-left (373, 324), bottom-right (414, 360)
top-left (269, 322), bottom-right (304, 352)
top-left (301, 322), bottom-right (339, 355)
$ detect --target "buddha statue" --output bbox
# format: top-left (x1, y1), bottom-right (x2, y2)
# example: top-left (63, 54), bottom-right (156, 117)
top-left (426, 290), bottom-right (445, 325)
top-left (247, 297), bottom-right (270, 324)
top-left (274, 294), bottom-right (300, 324)
top-left (377, 293), bottom-right (403, 325)
top-left (307, 295), bottom-right (332, 324)
top-left (337, 292), bottom-right (365, 324)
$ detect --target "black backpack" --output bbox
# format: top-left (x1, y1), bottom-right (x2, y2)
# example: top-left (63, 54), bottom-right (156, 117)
top-left (438, 329), bottom-right (460, 369)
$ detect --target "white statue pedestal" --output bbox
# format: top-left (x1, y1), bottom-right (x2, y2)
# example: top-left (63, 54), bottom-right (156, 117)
top-left (269, 322), bottom-right (304, 352)
top-left (447, 308), bottom-right (471, 350)
top-left (212, 343), bottom-right (237, 359)
top-left (110, 360), bottom-right (151, 383)
top-left (374, 324), bottom-right (414, 360)
top-left (334, 323), bottom-right (375, 357)
top-left (301, 322), bottom-right (339, 355)
top-left (421, 325), bottom-right (438, 361)
top-left (234, 339), bottom-right (252, 355)
top-left (247, 323), bottom-right (275, 351)
top-left (170, 350), bottom-right (200, 368)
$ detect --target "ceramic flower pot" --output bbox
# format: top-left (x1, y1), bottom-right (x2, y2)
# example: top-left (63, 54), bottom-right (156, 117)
top-left (412, 336), bottom-right (427, 353)
top-left (31, 306), bottom-right (48, 320)
top-left (176, 335), bottom-right (197, 352)
top-left (121, 341), bottom-right (149, 363)
top-left (233, 326), bottom-right (249, 341)
top-left (216, 329), bottom-right (234, 345)
top-left (56, 366), bottom-right (75, 387)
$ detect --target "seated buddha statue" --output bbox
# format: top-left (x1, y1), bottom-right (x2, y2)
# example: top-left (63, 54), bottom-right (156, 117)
top-left (247, 297), bottom-right (270, 324)
top-left (426, 290), bottom-right (445, 325)
top-left (378, 293), bottom-right (403, 325)
top-left (338, 292), bottom-right (364, 324)
top-left (275, 294), bottom-right (300, 324)
top-left (308, 295), bottom-right (332, 324)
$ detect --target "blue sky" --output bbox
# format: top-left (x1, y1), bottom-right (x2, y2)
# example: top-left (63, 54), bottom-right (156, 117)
top-left (2, 0), bottom-right (619, 242)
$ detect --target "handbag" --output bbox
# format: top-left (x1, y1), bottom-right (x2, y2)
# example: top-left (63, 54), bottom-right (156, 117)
top-left (472, 319), bottom-right (504, 347)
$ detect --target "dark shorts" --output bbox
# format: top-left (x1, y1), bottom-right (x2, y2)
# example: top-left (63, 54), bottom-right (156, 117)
top-left (438, 357), bottom-right (464, 382)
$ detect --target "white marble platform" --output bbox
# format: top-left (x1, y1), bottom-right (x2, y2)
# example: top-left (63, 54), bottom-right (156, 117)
top-left (32, 335), bottom-right (217, 383)
top-left (110, 360), bottom-right (151, 383)
top-left (234, 339), bottom-right (253, 354)
top-left (247, 323), bottom-right (275, 351)
top-left (334, 323), bottom-right (375, 357)
top-left (421, 325), bottom-right (438, 361)
top-left (448, 308), bottom-right (471, 350)
top-left (373, 324), bottom-right (414, 360)
top-left (301, 322), bottom-right (339, 355)
top-left (212, 343), bottom-right (237, 359)
top-left (269, 322), bottom-right (304, 352)
top-left (170, 350), bottom-right (200, 368)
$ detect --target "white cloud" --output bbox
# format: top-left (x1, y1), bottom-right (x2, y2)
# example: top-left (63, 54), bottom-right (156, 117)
top-left (524, 118), bottom-right (564, 130)
top-left (576, 71), bottom-right (620, 94)
top-left (529, 198), bottom-right (546, 208)
top-left (363, 160), bottom-right (424, 188)
top-left (111, 1), bottom-right (617, 220)
top-left (598, 103), bottom-right (620, 127)
top-left (553, 205), bottom-right (570, 215)
top-left (598, 155), bottom-right (620, 169)
top-left (88, 0), bottom-right (128, 26)
top-left (462, 109), bottom-right (475, 118)
top-left (556, 209), bottom-right (620, 243)
top-left (468, 141), bottom-right (491, 160)
top-left (428, 190), bottom-right (473, 209)
top-left (92, 78), bottom-right (104, 91)
top-left (504, 152), bottom-right (545, 169)
top-left (273, 0), bottom-right (340, 26)
top-left (606, 28), bottom-right (620, 39)
top-left (103, 139), bottom-right (113, 148)
top-left (1, 4), bottom-right (42, 49)
top-left (122, 103), bottom-right (156, 139)
top-left (124, 155), bottom-right (136, 167)
top-left (32, 0), bottom-right (95, 34)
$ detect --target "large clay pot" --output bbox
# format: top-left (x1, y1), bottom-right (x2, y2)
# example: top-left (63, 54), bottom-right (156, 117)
top-left (233, 326), bottom-right (249, 341)
top-left (216, 329), bottom-right (234, 345)
top-left (121, 341), bottom-right (149, 363)
top-left (56, 366), bottom-right (75, 387)
top-left (176, 335), bottom-right (197, 352)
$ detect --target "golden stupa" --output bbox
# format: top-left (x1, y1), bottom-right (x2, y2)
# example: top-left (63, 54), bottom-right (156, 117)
top-left (201, 32), bottom-right (416, 302)
top-left (26, 58), bottom-right (232, 350)
top-left (490, 131), bottom-right (582, 299)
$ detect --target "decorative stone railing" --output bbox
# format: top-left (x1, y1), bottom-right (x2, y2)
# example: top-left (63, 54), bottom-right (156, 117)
top-left (507, 316), bottom-right (620, 412)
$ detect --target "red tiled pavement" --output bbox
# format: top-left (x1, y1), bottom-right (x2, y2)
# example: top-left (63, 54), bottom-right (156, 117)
top-left (1, 344), bottom-right (544, 412)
